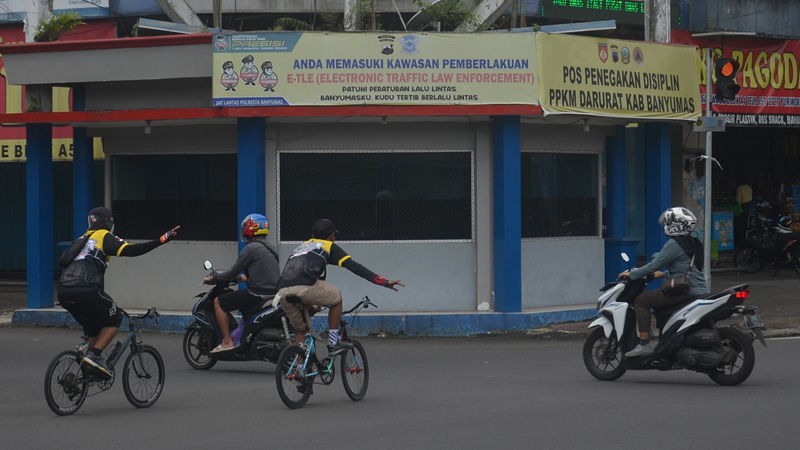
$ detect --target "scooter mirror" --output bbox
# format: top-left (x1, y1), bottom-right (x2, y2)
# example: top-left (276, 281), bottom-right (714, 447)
top-left (203, 260), bottom-right (213, 270)
top-left (621, 253), bottom-right (629, 263)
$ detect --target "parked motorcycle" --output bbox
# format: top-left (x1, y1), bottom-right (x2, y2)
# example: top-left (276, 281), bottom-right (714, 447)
top-left (733, 215), bottom-right (800, 275)
top-left (182, 260), bottom-right (292, 370)
top-left (583, 253), bottom-right (767, 386)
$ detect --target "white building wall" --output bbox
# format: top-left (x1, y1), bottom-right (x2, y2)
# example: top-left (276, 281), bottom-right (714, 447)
top-left (101, 119), bottom-right (609, 313)
top-left (519, 123), bottom-right (608, 309)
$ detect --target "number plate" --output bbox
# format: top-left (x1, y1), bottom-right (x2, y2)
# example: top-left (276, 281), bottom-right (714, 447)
top-left (744, 314), bottom-right (764, 329)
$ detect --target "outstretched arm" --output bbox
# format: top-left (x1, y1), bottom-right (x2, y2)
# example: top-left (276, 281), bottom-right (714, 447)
top-left (341, 258), bottom-right (404, 290)
top-left (118, 226), bottom-right (180, 257)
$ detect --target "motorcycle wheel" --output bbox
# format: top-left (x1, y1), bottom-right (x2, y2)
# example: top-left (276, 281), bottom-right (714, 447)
top-left (708, 327), bottom-right (755, 386)
top-left (182, 328), bottom-right (217, 370)
top-left (583, 328), bottom-right (627, 381)
top-left (733, 245), bottom-right (765, 273)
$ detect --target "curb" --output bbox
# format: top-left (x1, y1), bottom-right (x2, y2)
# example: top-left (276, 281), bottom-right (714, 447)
top-left (9, 307), bottom-right (599, 337)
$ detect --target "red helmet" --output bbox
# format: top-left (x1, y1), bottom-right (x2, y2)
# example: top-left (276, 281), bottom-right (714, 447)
top-left (240, 214), bottom-right (270, 242)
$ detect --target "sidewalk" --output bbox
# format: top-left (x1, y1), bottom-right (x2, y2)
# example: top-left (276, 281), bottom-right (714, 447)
top-left (2, 266), bottom-right (799, 337)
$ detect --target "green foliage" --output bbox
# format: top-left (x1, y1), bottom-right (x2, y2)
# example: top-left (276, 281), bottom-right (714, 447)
top-left (34, 11), bottom-right (85, 42)
top-left (412, 0), bottom-right (478, 31)
top-left (273, 17), bottom-right (312, 31)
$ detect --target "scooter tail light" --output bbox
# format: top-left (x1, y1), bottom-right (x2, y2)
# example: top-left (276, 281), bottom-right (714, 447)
top-left (735, 289), bottom-right (750, 300)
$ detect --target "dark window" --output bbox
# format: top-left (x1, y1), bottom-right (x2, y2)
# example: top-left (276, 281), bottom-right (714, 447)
top-left (111, 154), bottom-right (237, 241)
top-left (279, 152), bottom-right (472, 241)
top-left (521, 152), bottom-right (599, 238)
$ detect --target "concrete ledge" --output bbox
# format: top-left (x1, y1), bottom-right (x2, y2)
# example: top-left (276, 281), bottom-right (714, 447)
top-left (11, 308), bottom-right (598, 337)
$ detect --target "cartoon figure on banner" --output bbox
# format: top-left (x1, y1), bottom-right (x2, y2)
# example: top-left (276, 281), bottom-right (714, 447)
top-left (259, 61), bottom-right (278, 92)
top-left (215, 34), bottom-right (228, 51)
top-left (240, 55), bottom-right (258, 86)
top-left (220, 61), bottom-right (239, 91)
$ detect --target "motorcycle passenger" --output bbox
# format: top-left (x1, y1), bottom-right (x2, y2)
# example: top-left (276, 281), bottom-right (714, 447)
top-left (203, 213), bottom-right (280, 353)
top-left (58, 207), bottom-right (180, 377)
top-left (275, 219), bottom-right (405, 355)
top-left (619, 207), bottom-right (709, 358)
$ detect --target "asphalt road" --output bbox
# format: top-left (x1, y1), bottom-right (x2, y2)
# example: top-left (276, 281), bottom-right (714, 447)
top-left (1, 327), bottom-right (798, 449)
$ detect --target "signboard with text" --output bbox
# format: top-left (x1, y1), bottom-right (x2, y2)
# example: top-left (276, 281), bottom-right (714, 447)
top-left (672, 30), bottom-right (800, 128)
top-left (0, 23), bottom-right (113, 162)
top-left (537, 33), bottom-right (702, 121)
top-left (211, 32), bottom-right (538, 107)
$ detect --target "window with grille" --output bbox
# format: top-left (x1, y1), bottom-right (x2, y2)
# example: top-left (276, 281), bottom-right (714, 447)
top-left (110, 154), bottom-right (237, 241)
top-left (278, 151), bottom-right (473, 242)
top-left (521, 152), bottom-right (599, 238)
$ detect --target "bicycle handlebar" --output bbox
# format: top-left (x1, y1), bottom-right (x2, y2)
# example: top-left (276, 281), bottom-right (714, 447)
top-left (343, 296), bottom-right (377, 315)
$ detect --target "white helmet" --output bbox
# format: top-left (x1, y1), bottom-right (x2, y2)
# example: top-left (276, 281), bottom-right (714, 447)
top-left (658, 207), bottom-right (697, 236)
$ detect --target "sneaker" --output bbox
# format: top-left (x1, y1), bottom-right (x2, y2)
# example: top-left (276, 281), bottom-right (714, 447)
top-left (625, 342), bottom-right (654, 358)
top-left (82, 353), bottom-right (112, 378)
top-left (327, 340), bottom-right (354, 356)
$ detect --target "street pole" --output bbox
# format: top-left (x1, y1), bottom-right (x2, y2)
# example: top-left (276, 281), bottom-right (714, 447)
top-left (704, 47), bottom-right (713, 284)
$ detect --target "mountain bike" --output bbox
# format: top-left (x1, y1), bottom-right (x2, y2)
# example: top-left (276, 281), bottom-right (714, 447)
top-left (44, 307), bottom-right (165, 416)
top-left (275, 296), bottom-right (373, 409)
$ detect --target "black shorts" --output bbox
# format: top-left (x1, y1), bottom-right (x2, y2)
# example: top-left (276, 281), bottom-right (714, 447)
top-left (218, 289), bottom-right (267, 313)
top-left (58, 290), bottom-right (123, 337)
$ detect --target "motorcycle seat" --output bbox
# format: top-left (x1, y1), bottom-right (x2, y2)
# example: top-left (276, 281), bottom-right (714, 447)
top-left (240, 294), bottom-right (276, 316)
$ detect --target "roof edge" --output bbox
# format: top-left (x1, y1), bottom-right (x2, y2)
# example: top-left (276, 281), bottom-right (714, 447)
top-left (0, 105), bottom-right (544, 125)
top-left (0, 33), bottom-right (212, 54)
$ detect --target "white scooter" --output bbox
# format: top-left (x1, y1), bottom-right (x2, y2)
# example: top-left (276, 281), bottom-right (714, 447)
top-left (582, 253), bottom-right (767, 386)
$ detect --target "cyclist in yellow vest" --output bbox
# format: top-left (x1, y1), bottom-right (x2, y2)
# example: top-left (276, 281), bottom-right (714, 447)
top-left (58, 207), bottom-right (180, 377)
top-left (276, 219), bottom-right (404, 355)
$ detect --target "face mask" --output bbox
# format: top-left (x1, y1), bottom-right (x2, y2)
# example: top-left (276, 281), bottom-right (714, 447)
top-left (107, 220), bottom-right (115, 234)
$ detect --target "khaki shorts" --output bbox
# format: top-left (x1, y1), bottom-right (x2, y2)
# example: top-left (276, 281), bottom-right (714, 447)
top-left (277, 279), bottom-right (342, 331)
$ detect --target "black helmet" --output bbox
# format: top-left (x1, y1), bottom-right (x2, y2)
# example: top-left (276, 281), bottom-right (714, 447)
top-left (88, 207), bottom-right (114, 232)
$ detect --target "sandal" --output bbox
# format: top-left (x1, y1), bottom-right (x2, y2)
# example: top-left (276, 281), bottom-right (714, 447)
top-left (210, 344), bottom-right (235, 354)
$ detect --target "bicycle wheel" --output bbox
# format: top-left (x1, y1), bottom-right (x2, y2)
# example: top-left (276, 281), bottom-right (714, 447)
top-left (275, 346), bottom-right (312, 409)
top-left (44, 351), bottom-right (88, 416)
top-left (341, 341), bottom-right (369, 401)
top-left (122, 345), bottom-right (165, 408)
top-left (182, 328), bottom-right (217, 370)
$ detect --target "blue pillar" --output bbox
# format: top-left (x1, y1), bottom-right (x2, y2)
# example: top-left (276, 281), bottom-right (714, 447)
top-left (492, 116), bottom-right (521, 313)
top-left (606, 126), bottom-right (627, 238)
top-left (604, 126), bottom-right (639, 282)
top-left (72, 85), bottom-right (92, 235)
top-left (26, 123), bottom-right (55, 308)
top-left (237, 117), bottom-right (266, 252)
top-left (645, 122), bottom-right (671, 259)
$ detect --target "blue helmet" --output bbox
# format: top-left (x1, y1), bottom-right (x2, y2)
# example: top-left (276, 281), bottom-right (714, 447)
top-left (240, 213), bottom-right (270, 242)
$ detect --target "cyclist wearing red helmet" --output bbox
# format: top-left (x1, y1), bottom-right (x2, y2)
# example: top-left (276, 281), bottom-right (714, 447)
top-left (203, 213), bottom-right (280, 353)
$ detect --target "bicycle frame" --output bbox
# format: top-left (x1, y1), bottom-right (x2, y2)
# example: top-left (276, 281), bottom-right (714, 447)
top-left (286, 296), bottom-right (373, 379)
top-left (76, 308), bottom-right (160, 380)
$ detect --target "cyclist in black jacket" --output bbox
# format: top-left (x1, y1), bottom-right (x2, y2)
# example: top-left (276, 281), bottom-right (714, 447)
top-left (276, 219), bottom-right (404, 355)
top-left (203, 213), bottom-right (280, 353)
top-left (58, 207), bottom-right (179, 377)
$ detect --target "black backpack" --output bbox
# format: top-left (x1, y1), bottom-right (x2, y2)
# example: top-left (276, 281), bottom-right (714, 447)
top-left (58, 233), bottom-right (91, 269)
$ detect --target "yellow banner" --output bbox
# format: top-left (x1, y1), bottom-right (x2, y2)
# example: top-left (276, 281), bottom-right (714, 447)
top-left (537, 33), bottom-right (701, 120)
top-left (212, 32), bottom-right (538, 107)
top-left (0, 137), bottom-right (104, 162)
